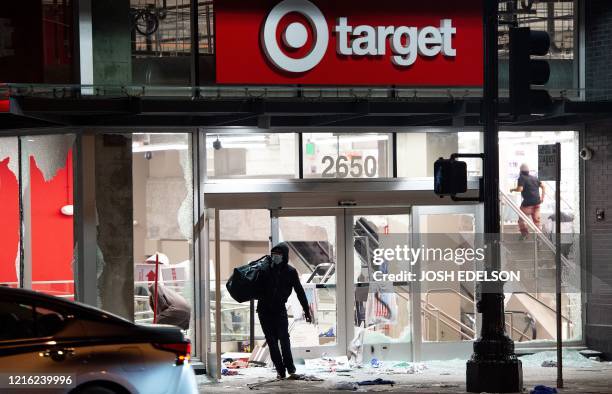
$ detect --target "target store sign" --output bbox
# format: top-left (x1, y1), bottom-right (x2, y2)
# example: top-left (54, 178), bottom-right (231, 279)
top-left (215, 0), bottom-right (483, 86)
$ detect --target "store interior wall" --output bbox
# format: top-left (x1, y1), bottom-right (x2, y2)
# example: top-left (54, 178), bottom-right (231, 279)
top-left (133, 149), bottom-right (190, 264)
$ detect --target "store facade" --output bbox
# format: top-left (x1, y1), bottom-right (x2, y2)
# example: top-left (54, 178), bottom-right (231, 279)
top-left (0, 0), bottom-right (588, 380)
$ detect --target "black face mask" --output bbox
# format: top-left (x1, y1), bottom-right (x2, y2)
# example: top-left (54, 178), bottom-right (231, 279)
top-left (520, 170), bottom-right (530, 176)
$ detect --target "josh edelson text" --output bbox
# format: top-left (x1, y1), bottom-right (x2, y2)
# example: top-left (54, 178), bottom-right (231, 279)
top-left (371, 244), bottom-right (521, 283)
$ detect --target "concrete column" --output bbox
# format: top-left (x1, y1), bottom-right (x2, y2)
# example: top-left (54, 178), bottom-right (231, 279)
top-left (91, 0), bottom-right (132, 85)
top-left (96, 134), bottom-right (133, 320)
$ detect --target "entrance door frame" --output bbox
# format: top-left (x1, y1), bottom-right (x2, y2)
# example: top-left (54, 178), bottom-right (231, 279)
top-left (202, 185), bottom-right (482, 378)
top-left (270, 207), bottom-right (418, 361)
top-left (343, 207), bottom-right (415, 361)
top-left (411, 204), bottom-right (484, 361)
top-left (271, 208), bottom-right (347, 359)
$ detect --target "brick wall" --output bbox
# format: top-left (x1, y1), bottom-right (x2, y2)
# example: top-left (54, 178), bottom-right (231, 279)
top-left (585, 0), bottom-right (612, 101)
top-left (584, 120), bottom-right (612, 358)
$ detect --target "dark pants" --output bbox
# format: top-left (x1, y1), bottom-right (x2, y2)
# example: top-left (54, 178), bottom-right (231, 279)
top-left (258, 310), bottom-right (295, 376)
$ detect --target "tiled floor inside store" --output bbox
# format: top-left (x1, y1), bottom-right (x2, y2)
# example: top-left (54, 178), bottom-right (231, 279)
top-left (197, 350), bottom-right (612, 393)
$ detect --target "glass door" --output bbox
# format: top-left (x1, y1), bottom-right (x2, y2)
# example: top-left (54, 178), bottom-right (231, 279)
top-left (271, 209), bottom-right (346, 359)
top-left (345, 209), bottom-right (414, 362)
top-left (411, 205), bottom-right (483, 361)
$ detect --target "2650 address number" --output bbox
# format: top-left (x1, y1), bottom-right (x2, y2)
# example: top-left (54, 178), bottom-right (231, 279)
top-left (321, 155), bottom-right (377, 178)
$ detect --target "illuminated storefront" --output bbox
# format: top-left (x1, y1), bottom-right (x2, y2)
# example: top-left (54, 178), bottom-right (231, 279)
top-left (0, 0), bottom-right (587, 380)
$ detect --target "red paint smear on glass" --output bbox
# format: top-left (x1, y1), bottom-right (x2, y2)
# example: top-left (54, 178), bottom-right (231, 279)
top-left (30, 149), bottom-right (74, 298)
top-left (0, 157), bottom-right (20, 286)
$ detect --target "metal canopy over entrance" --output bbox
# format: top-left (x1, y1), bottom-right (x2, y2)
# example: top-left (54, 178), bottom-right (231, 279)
top-left (3, 92), bottom-right (612, 130)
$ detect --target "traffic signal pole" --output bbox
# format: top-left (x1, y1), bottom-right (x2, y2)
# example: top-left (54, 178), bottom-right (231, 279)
top-left (466, 1), bottom-right (523, 392)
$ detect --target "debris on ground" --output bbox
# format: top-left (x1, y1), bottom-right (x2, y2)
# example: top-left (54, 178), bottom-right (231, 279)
top-left (357, 378), bottom-right (395, 386)
top-left (247, 377), bottom-right (283, 390)
top-left (221, 368), bottom-right (240, 376)
top-left (348, 324), bottom-right (365, 364)
top-left (541, 360), bottom-right (557, 368)
top-left (333, 381), bottom-right (359, 391)
top-left (286, 374), bottom-right (324, 381)
top-left (520, 349), bottom-right (602, 368)
top-left (530, 384), bottom-right (558, 394)
top-left (304, 355), bottom-right (351, 372)
top-left (386, 361), bottom-right (426, 374)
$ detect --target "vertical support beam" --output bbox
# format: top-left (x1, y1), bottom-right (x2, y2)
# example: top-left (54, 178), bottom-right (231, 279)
top-left (410, 208), bottom-right (422, 362)
top-left (77, 0), bottom-right (94, 94)
top-left (192, 130), bottom-right (204, 363)
top-left (17, 138), bottom-right (28, 289)
top-left (20, 139), bottom-right (32, 290)
top-left (74, 133), bottom-right (97, 306)
top-left (392, 132), bottom-right (398, 178)
top-left (555, 142), bottom-right (563, 388)
top-left (214, 208), bottom-right (221, 381)
top-left (190, 0), bottom-right (201, 98)
top-left (466, 1), bottom-right (523, 392)
top-left (298, 133), bottom-right (304, 179)
top-left (249, 300), bottom-right (255, 351)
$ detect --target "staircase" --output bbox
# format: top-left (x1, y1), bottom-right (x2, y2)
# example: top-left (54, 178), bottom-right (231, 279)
top-left (500, 190), bottom-right (577, 341)
top-left (420, 191), bottom-right (579, 343)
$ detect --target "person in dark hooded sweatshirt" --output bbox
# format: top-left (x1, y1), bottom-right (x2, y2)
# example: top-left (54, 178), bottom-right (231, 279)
top-left (257, 242), bottom-right (312, 379)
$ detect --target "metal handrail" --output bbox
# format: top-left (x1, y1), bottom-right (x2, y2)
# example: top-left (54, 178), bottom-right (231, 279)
top-left (512, 292), bottom-right (572, 324)
top-left (306, 263), bottom-right (335, 284)
top-left (541, 181), bottom-right (574, 214)
top-left (354, 219), bottom-right (380, 248)
top-left (505, 311), bottom-right (537, 342)
top-left (421, 299), bottom-right (476, 339)
top-left (423, 289), bottom-right (540, 342)
top-left (286, 242), bottom-right (317, 275)
top-left (500, 190), bottom-right (573, 270)
top-left (422, 308), bottom-right (475, 341)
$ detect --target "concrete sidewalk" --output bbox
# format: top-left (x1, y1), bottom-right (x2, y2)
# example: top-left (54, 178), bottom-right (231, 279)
top-left (197, 360), bottom-right (612, 393)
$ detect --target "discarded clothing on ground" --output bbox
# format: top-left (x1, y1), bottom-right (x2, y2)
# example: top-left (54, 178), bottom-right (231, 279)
top-left (347, 323), bottom-right (365, 364)
top-left (530, 385), bottom-right (558, 394)
top-left (221, 368), bottom-right (240, 376)
top-left (357, 378), bottom-right (395, 386)
top-left (333, 381), bottom-right (359, 391)
top-left (286, 373), bottom-right (323, 381)
top-left (304, 355), bottom-right (351, 373)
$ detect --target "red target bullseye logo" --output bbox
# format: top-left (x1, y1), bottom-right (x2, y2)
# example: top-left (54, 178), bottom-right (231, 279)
top-left (262, 0), bottom-right (329, 73)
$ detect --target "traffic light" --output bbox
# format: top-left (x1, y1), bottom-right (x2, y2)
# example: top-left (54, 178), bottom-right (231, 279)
top-left (509, 27), bottom-right (551, 116)
top-left (434, 158), bottom-right (467, 196)
top-left (434, 153), bottom-right (484, 202)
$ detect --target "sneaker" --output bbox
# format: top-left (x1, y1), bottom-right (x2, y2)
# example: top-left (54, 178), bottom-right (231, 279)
top-left (276, 372), bottom-right (286, 380)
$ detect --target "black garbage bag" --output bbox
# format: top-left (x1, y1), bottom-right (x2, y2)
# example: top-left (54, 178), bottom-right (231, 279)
top-left (226, 255), bottom-right (271, 303)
